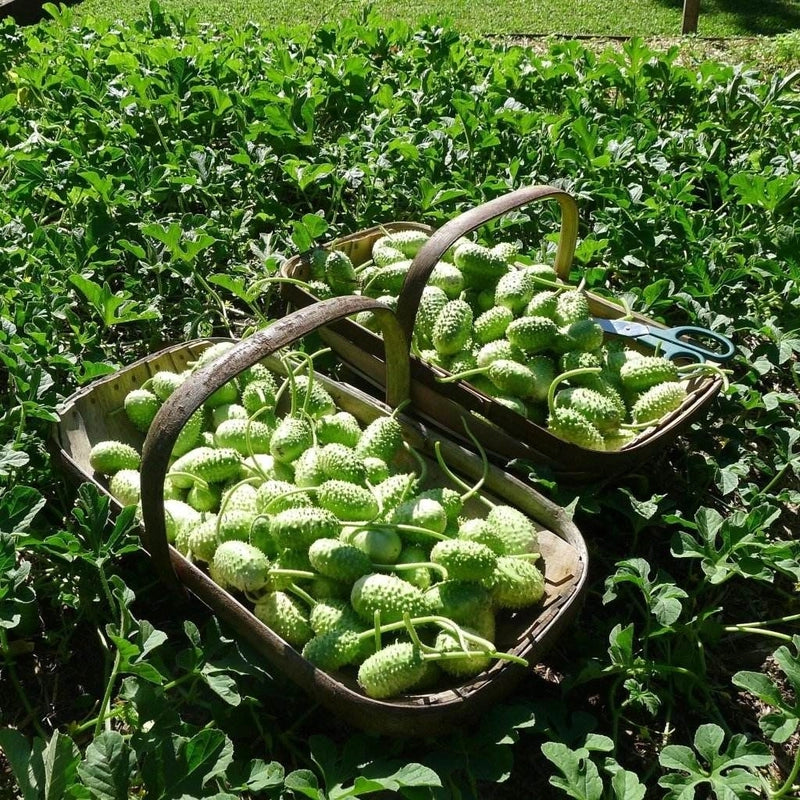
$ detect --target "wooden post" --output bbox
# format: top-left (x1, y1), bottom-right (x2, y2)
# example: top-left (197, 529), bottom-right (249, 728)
top-left (682, 0), bottom-right (700, 34)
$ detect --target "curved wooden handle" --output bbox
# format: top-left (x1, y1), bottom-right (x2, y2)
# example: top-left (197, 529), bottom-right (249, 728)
top-left (395, 185), bottom-right (579, 345)
top-left (139, 296), bottom-right (410, 591)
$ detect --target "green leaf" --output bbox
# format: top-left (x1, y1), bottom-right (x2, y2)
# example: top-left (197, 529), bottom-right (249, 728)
top-left (42, 731), bottom-right (80, 800)
top-left (245, 760), bottom-right (285, 791)
top-left (284, 769), bottom-right (321, 799)
top-left (541, 742), bottom-right (603, 800)
top-left (0, 486), bottom-right (45, 535)
top-left (0, 729), bottom-right (38, 800)
top-left (77, 731), bottom-right (136, 800)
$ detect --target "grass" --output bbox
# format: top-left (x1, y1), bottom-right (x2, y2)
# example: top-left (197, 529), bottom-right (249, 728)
top-left (67, 0), bottom-right (800, 37)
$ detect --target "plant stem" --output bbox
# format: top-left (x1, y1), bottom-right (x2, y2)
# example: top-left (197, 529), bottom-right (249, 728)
top-left (723, 625), bottom-right (794, 642)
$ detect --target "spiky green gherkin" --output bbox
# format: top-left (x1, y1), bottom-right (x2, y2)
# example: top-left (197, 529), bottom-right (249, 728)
top-left (631, 381), bottom-right (687, 424)
top-left (89, 440), bottom-right (141, 475)
top-left (254, 591), bottom-right (313, 647)
top-left (211, 540), bottom-right (271, 593)
top-left (350, 573), bottom-right (431, 624)
top-left (124, 389), bottom-right (160, 432)
top-left (620, 356), bottom-right (680, 393)
top-left (269, 506), bottom-right (341, 550)
top-left (506, 315), bottom-right (559, 353)
top-left (473, 306), bottom-right (514, 345)
top-left (431, 300), bottom-right (473, 357)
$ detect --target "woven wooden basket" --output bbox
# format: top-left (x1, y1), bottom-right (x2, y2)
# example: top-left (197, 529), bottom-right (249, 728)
top-left (281, 185), bottom-right (724, 483)
top-left (52, 297), bottom-right (588, 737)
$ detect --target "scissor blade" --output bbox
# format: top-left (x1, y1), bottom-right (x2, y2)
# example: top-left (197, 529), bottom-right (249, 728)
top-left (595, 318), bottom-right (651, 337)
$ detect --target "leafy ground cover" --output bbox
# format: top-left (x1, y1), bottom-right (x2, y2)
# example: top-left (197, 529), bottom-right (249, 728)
top-left (1, 3), bottom-right (800, 797)
top-left (54, 0), bottom-right (800, 37)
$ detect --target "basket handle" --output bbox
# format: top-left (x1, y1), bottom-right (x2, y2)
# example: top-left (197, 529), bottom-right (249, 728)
top-left (139, 296), bottom-right (410, 592)
top-left (395, 185), bottom-right (579, 345)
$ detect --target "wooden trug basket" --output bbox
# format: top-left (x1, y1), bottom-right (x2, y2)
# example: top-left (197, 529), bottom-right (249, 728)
top-left (52, 298), bottom-right (588, 737)
top-left (281, 185), bottom-right (724, 483)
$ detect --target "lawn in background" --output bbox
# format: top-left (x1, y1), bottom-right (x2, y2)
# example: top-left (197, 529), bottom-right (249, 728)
top-left (69, 0), bottom-right (800, 36)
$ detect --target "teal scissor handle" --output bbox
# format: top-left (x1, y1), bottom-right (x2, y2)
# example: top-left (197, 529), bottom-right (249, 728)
top-left (637, 325), bottom-right (736, 363)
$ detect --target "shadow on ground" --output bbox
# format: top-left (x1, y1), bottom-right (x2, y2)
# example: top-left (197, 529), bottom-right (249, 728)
top-left (657, 0), bottom-right (800, 35)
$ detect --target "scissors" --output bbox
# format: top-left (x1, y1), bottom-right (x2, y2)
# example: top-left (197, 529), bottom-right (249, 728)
top-left (595, 318), bottom-right (736, 363)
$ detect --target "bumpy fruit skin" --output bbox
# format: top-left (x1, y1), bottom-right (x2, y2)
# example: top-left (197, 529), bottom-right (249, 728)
top-left (362, 457), bottom-right (389, 485)
top-left (187, 516), bottom-right (220, 562)
top-left (395, 545), bottom-right (432, 591)
top-left (269, 506), bottom-right (341, 550)
top-left (362, 261), bottom-right (410, 296)
top-left (435, 629), bottom-right (492, 678)
top-left (381, 229), bottom-right (431, 258)
top-left (303, 629), bottom-right (363, 671)
top-left (89, 441), bottom-right (141, 475)
top-left (372, 239), bottom-right (407, 267)
top-left (217, 509), bottom-right (256, 543)
top-left (555, 387), bottom-right (622, 433)
top-left (431, 300), bottom-right (473, 357)
top-left (316, 480), bottom-right (379, 522)
top-left (241, 379), bottom-right (277, 417)
top-left (554, 289), bottom-right (590, 326)
top-left (109, 469), bottom-right (141, 506)
top-left (124, 389), bottom-right (160, 432)
top-left (212, 403), bottom-right (249, 430)
top-left (473, 306), bottom-right (514, 345)
top-left (315, 411), bottom-right (362, 448)
top-left (150, 371), bottom-right (186, 402)
top-left (350, 573), bottom-right (430, 624)
top-left (414, 286), bottom-right (450, 350)
top-left (212, 540), bottom-right (270, 593)
top-left (204, 380), bottom-right (240, 409)
top-left (309, 598), bottom-right (364, 636)
top-left (424, 579), bottom-right (491, 625)
top-left (547, 407), bottom-right (605, 450)
top-left (292, 375), bottom-right (336, 418)
top-left (486, 556), bottom-right (546, 609)
top-left (192, 342), bottom-right (235, 371)
top-left (485, 360), bottom-right (538, 398)
top-left (620, 356), bottom-right (680, 393)
top-left (392, 497), bottom-right (448, 537)
top-left (254, 591), bottom-right (313, 647)
top-left (430, 539), bottom-right (497, 582)
top-left (324, 250), bottom-right (359, 295)
top-left (473, 340), bottom-right (519, 369)
top-left (270, 417), bottom-right (313, 464)
top-left (357, 642), bottom-right (429, 699)
top-left (484, 505), bottom-right (539, 556)
top-left (291, 447), bottom-right (326, 488)
top-left (559, 319), bottom-right (604, 353)
top-left (168, 447), bottom-right (241, 488)
top-left (525, 290), bottom-right (559, 319)
top-left (318, 443), bottom-right (367, 485)
top-left (372, 473), bottom-right (417, 516)
top-left (187, 482), bottom-right (222, 513)
top-left (428, 262), bottom-right (465, 299)
top-left (214, 418), bottom-right (273, 455)
top-left (416, 488), bottom-right (463, 523)
top-left (506, 316), bottom-right (559, 353)
top-left (255, 479), bottom-right (308, 514)
top-left (494, 270), bottom-right (536, 314)
top-left (163, 500), bottom-right (201, 544)
top-left (453, 240), bottom-right (510, 289)
top-left (457, 518), bottom-right (506, 554)
top-left (355, 417), bottom-right (403, 464)
top-left (308, 538), bottom-right (372, 583)
top-left (172, 408), bottom-right (205, 458)
top-left (631, 381), bottom-right (687, 424)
